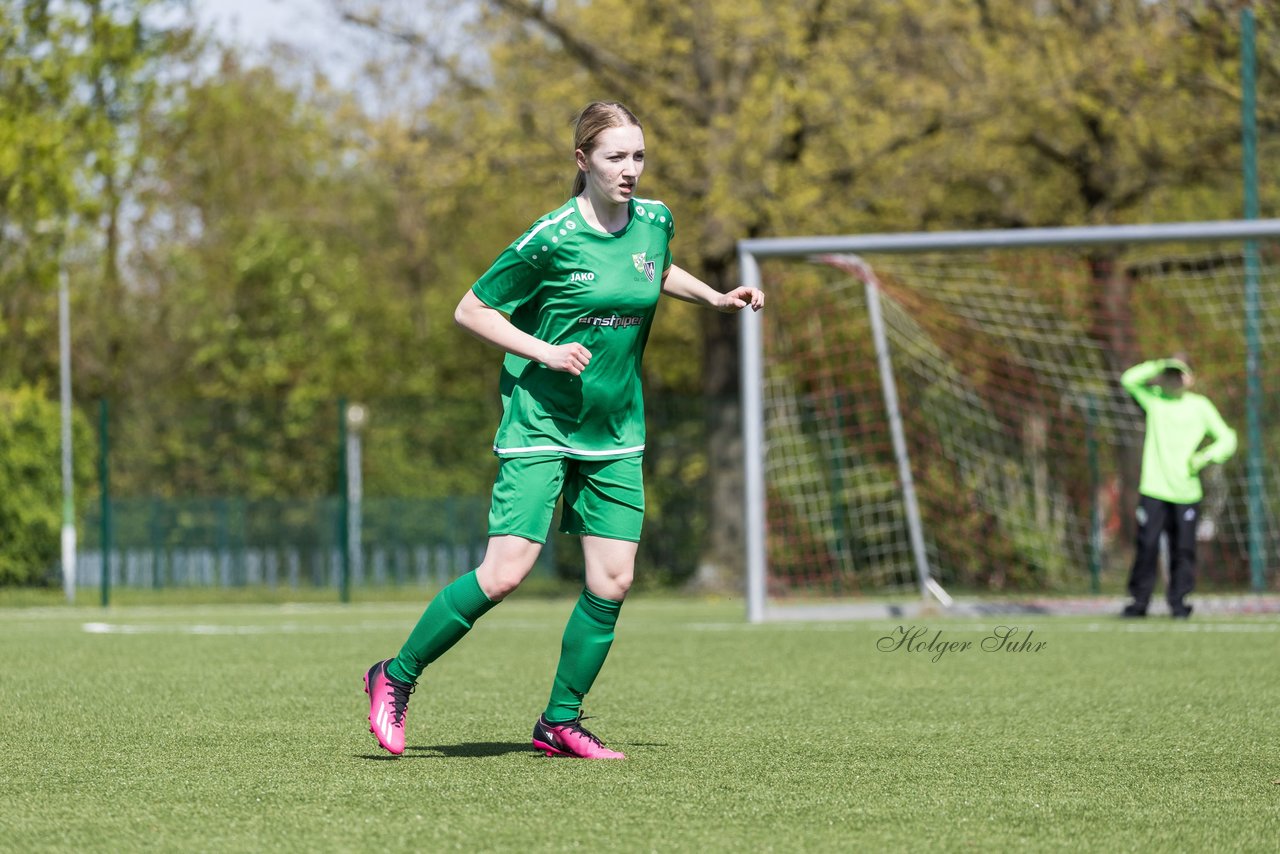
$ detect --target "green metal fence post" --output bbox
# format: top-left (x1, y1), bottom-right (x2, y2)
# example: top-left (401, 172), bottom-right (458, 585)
top-left (1086, 394), bottom-right (1101, 594)
top-left (99, 399), bottom-right (111, 607)
top-left (1242, 7), bottom-right (1266, 591)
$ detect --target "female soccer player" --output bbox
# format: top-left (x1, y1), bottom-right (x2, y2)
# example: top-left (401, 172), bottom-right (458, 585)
top-left (363, 101), bottom-right (764, 759)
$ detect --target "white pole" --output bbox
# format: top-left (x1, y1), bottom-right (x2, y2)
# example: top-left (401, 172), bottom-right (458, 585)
top-left (739, 250), bottom-right (768, 623)
top-left (863, 274), bottom-right (935, 602)
top-left (59, 265), bottom-right (76, 603)
top-left (817, 254), bottom-right (940, 604)
top-left (345, 404), bottom-right (366, 584)
top-left (740, 218), bottom-right (1280, 258)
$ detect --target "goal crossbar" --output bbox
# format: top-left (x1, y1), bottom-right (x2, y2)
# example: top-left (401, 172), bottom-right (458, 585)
top-left (739, 219), bottom-right (1280, 258)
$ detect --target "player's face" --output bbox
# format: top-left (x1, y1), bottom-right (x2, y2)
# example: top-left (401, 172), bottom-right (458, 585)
top-left (577, 124), bottom-right (645, 206)
top-left (1159, 373), bottom-right (1187, 396)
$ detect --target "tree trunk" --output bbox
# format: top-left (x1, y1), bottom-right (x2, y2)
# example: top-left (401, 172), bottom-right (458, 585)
top-left (687, 263), bottom-right (746, 592)
top-left (1087, 253), bottom-right (1142, 550)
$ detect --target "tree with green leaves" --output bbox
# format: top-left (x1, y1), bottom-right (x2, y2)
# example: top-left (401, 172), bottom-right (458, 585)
top-left (1, 0), bottom-right (188, 391)
top-left (6, 0), bottom-right (1266, 588)
top-left (0, 386), bottom-right (93, 584)
top-left (0, 0), bottom-right (187, 583)
top-left (330, 0), bottom-right (1276, 586)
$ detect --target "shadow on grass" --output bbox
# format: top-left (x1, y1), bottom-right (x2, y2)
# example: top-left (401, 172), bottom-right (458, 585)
top-left (356, 740), bottom-right (668, 760)
top-left (414, 741), bottom-right (535, 758)
top-left (352, 742), bottom-right (535, 760)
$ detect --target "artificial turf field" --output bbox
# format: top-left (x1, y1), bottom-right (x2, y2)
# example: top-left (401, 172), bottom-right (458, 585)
top-left (1, 596), bottom-right (1276, 853)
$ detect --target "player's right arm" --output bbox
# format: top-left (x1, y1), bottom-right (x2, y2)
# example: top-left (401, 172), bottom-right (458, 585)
top-left (454, 290), bottom-right (591, 376)
top-left (459, 218), bottom-right (593, 376)
top-left (1120, 359), bottom-right (1174, 410)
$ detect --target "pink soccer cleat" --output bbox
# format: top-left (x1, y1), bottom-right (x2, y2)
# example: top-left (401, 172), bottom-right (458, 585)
top-left (364, 659), bottom-right (414, 755)
top-left (532, 713), bottom-right (626, 760)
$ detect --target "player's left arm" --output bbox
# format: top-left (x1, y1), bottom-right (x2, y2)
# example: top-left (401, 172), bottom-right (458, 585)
top-left (1191, 399), bottom-right (1238, 473)
top-left (661, 264), bottom-right (764, 312)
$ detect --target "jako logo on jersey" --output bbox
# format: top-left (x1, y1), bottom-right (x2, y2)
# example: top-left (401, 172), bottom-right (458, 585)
top-left (570, 271), bottom-right (596, 282)
top-left (578, 314), bottom-right (643, 329)
top-left (632, 252), bottom-right (656, 283)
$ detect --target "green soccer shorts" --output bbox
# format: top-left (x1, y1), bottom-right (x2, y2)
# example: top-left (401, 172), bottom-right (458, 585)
top-left (488, 455), bottom-right (645, 543)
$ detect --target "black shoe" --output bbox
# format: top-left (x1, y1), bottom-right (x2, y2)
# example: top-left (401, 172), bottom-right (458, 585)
top-left (1121, 603), bottom-right (1147, 618)
top-left (1171, 605), bottom-right (1193, 619)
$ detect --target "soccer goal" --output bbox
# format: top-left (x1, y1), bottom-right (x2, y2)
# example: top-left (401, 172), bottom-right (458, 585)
top-left (738, 220), bottom-right (1280, 622)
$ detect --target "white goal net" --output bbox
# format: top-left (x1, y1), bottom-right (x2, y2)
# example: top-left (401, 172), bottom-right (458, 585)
top-left (739, 221), bottom-right (1280, 620)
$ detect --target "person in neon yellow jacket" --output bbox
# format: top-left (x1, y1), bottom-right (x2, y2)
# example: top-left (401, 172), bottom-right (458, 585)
top-left (1120, 357), bottom-right (1237, 618)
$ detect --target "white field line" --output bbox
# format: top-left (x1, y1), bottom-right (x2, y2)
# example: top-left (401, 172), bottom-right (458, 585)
top-left (78, 618), bottom-right (562, 635)
top-left (75, 615), bottom-right (1280, 637)
top-left (684, 620), bottom-right (1280, 634)
top-left (81, 620), bottom-right (398, 635)
top-left (3, 601), bottom-right (424, 623)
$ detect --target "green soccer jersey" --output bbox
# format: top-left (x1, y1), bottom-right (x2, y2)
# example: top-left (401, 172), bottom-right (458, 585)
top-left (1121, 359), bottom-right (1238, 503)
top-left (471, 196), bottom-right (674, 460)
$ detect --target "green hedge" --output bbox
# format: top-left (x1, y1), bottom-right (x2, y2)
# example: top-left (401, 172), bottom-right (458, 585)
top-left (0, 387), bottom-right (93, 585)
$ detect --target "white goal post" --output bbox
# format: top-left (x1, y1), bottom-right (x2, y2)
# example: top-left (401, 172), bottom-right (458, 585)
top-left (738, 219), bottom-right (1280, 622)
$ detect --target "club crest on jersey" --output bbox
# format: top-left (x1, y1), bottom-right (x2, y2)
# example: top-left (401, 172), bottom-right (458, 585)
top-left (632, 252), bottom-right (656, 283)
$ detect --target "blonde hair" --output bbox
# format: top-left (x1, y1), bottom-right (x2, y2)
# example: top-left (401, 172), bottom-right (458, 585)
top-left (570, 101), bottom-right (642, 198)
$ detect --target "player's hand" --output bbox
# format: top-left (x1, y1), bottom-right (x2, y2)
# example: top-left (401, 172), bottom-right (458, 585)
top-left (716, 287), bottom-right (765, 313)
top-left (1189, 454), bottom-right (1207, 476)
top-left (1165, 357), bottom-right (1194, 388)
top-left (543, 343), bottom-right (592, 376)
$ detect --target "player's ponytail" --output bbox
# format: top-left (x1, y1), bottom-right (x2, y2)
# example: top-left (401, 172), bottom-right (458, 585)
top-left (570, 101), bottom-right (642, 198)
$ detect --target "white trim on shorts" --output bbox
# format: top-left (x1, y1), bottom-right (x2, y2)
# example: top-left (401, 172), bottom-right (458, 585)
top-left (494, 443), bottom-right (646, 457)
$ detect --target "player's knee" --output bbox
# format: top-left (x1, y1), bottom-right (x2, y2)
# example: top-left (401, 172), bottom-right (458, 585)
top-left (477, 565), bottom-right (524, 600)
top-left (475, 548), bottom-right (540, 600)
top-left (605, 566), bottom-right (633, 599)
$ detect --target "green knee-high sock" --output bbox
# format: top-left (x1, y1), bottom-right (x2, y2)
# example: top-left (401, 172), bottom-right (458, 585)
top-left (387, 570), bottom-right (496, 685)
top-left (543, 588), bottom-right (623, 723)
